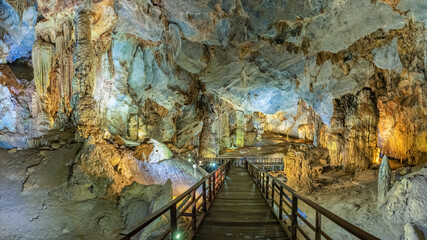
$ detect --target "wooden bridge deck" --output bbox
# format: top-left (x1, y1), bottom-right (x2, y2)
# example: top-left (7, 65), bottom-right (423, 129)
top-left (194, 166), bottom-right (288, 240)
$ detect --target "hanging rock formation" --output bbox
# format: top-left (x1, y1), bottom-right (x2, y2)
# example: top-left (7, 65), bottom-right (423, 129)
top-left (328, 88), bottom-right (379, 170)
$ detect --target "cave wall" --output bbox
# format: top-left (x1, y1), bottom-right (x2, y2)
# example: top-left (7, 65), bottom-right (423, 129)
top-left (0, 0), bottom-right (426, 168)
top-left (328, 88), bottom-right (380, 170)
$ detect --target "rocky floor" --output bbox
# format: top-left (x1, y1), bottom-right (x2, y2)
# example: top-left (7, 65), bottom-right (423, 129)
top-left (303, 170), bottom-right (402, 240)
top-left (0, 145), bottom-right (205, 240)
top-left (0, 146), bottom-right (125, 240)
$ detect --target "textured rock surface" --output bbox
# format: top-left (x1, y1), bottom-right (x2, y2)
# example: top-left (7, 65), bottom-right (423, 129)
top-left (0, 0), bottom-right (425, 166)
top-left (327, 89), bottom-right (379, 170)
top-left (0, 1), bottom-right (37, 63)
top-left (381, 168), bottom-right (427, 234)
top-left (118, 180), bottom-right (172, 228)
top-left (0, 0), bottom-right (426, 238)
top-left (378, 155), bottom-right (392, 204)
top-left (284, 144), bottom-right (329, 192)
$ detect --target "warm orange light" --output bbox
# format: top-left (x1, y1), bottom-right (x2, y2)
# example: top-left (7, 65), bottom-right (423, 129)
top-left (373, 147), bottom-right (381, 164)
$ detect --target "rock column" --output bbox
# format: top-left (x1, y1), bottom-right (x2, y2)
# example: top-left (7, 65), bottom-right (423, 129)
top-left (71, 9), bottom-right (97, 138)
top-left (327, 88), bottom-right (379, 170)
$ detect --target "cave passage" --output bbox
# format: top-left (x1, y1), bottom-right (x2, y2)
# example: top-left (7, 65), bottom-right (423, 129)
top-left (0, 0), bottom-right (426, 239)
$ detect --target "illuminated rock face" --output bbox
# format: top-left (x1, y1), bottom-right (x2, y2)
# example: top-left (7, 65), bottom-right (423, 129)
top-left (0, 0), bottom-right (426, 239)
top-left (284, 144), bottom-right (329, 192)
top-left (328, 89), bottom-right (379, 170)
top-left (0, 0), bottom-right (426, 193)
top-left (0, 0), bottom-right (425, 167)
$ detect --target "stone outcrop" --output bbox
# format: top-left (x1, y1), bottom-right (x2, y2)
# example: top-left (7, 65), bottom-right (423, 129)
top-left (378, 155), bottom-right (392, 204)
top-left (0, 0), bottom-right (425, 166)
top-left (380, 168), bottom-right (427, 231)
top-left (327, 89), bottom-right (379, 170)
top-left (134, 138), bottom-right (173, 163)
top-left (118, 180), bottom-right (172, 229)
top-left (284, 144), bottom-right (329, 192)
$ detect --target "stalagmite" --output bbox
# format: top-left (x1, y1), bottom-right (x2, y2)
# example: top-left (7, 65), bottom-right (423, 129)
top-left (378, 155), bottom-right (391, 204)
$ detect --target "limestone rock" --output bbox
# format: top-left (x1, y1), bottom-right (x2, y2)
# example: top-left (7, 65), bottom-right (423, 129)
top-left (283, 144), bottom-right (328, 192)
top-left (118, 180), bottom-right (172, 228)
top-left (404, 223), bottom-right (425, 240)
top-left (378, 155), bottom-right (392, 204)
top-left (0, 1), bottom-right (37, 63)
top-left (327, 88), bottom-right (379, 170)
top-left (134, 139), bottom-right (173, 164)
top-left (380, 168), bottom-right (427, 228)
top-left (373, 38), bottom-right (402, 70)
top-left (175, 40), bottom-right (208, 74)
top-left (114, 0), bottom-right (164, 42)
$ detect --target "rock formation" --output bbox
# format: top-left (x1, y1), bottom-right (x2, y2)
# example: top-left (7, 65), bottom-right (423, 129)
top-left (284, 144), bottom-right (329, 192)
top-left (0, 0), bottom-right (426, 238)
top-left (71, 9), bottom-right (97, 137)
top-left (328, 88), bottom-right (379, 170)
top-left (380, 168), bottom-right (427, 235)
top-left (378, 155), bottom-right (392, 204)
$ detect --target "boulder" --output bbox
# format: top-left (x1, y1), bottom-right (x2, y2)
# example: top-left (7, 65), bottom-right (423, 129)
top-left (134, 139), bottom-right (173, 163)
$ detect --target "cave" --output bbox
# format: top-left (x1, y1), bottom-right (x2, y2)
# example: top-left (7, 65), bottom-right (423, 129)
top-left (0, 0), bottom-right (426, 239)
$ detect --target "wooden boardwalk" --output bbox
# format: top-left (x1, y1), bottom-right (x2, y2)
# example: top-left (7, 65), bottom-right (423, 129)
top-left (194, 166), bottom-right (288, 240)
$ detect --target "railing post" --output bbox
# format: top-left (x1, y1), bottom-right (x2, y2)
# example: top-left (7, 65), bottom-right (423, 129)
top-left (170, 203), bottom-right (177, 235)
top-left (266, 175), bottom-right (269, 199)
top-left (191, 190), bottom-right (197, 231)
top-left (315, 211), bottom-right (322, 240)
top-left (271, 181), bottom-right (275, 206)
top-left (291, 194), bottom-right (298, 240)
top-left (208, 176), bottom-right (212, 202)
top-left (261, 173), bottom-right (265, 193)
top-left (212, 173), bottom-right (216, 196)
top-left (202, 181), bottom-right (207, 213)
top-left (279, 186), bottom-right (284, 220)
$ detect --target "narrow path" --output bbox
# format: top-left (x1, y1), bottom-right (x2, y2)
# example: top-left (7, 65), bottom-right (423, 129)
top-left (195, 166), bottom-right (288, 240)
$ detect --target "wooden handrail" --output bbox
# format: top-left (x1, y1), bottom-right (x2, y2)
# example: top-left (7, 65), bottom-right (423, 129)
top-left (116, 160), bottom-right (231, 240)
top-left (247, 163), bottom-right (380, 240)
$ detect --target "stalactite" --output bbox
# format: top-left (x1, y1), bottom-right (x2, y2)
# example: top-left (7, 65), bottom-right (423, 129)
top-left (32, 39), bottom-right (55, 100)
top-left (5, 0), bottom-right (34, 18)
top-left (54, 20), bottom-right (74, 116)
top-left (72, 9), bottom-right (94, 96)
top-left (327, 88), bottom-right (379, 170)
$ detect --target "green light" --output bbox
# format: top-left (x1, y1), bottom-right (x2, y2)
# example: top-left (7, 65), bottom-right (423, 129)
top-left (173, 230), bottom-right (183, 239)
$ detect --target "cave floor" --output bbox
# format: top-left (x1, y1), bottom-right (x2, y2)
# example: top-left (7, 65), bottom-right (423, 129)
top-left (0, 146), bottom-right (125, 240)
top-left (219, 133), bottom-right (311, 158)
top-left (195, 166), bottom-right (288, 240)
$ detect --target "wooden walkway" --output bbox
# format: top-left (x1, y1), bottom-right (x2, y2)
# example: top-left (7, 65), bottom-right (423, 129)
top-left (194, 166), bottom-right (288, 240)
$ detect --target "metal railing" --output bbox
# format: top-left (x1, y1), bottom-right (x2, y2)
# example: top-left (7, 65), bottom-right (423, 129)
top-left (115, 161), bottom-right (231, 240)
top-left (199, 157), bottom-right (283, 169)
top-left (247, 163), bottom-right (380, 240)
